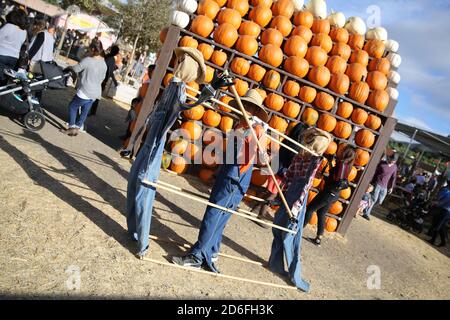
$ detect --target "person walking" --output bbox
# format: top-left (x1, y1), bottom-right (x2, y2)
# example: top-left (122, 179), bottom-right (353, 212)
top-left (427, 182), bottom-right (450, 247)
top-left (362, 153), bottom-right (399, 220)
top-left (61, 41), bottom-right (107, 136)
top-left (304, 145), bottom-right (356, 246)
top-left (28, 18), bottom-right (55, 74)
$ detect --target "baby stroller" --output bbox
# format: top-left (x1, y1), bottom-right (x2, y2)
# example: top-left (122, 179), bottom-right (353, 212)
top-left (0, 61), bottom-right (69, 131)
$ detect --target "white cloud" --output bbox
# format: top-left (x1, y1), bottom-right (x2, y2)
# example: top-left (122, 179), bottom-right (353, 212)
top-left (400, 116), bottom-right (433, 132)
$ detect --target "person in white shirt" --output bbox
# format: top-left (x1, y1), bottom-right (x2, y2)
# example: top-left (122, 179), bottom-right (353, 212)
top-left (28, 19), bottom-right (55, 74)
top-left (0, 8), bottom-right (28, 84)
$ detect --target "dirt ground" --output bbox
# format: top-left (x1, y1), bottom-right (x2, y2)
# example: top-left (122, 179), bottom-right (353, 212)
top-left (0, 88), bottom-right (449, 300)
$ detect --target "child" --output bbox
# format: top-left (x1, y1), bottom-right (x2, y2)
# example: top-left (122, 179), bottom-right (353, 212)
top-left (268, 128), bottom-right (332, 292)
top-left (357, 184), bottom-right (374, 217)
top-left (172, 89), bottom-right (269, 272)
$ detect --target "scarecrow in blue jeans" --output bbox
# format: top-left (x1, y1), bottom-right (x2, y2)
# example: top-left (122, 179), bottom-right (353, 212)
top-left (172, 89), bottom-right (270, 273)
top-left (127, 47), bottom-right (233, 258)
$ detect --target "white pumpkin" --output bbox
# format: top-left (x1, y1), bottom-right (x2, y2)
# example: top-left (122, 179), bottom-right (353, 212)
top-left (344, 16), bottom-right (366, 35)
top-left (328, 11), bottom-right (346, 28)
top-left (305, 0), bottom-right (327, 19)
top-left (177, 0), bottom-right (198, 14)
top-left (387, 52), bottom-right (402, 68)
top-left (366, 27), bottom-right (388, 42)
top-left (387, 87), bottom-right (399, 100)
top-left (385, 39), bottom-right (400, 53)
top-left (171, 10), bottom-right (190, 28)
top-left (292, 0), bottom-right (305, 12)
top-left (388, 70), bottom-right (401, 84)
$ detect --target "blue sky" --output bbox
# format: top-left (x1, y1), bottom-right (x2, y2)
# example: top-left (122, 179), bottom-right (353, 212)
top-left (326, 0), bottom-right (450, 136)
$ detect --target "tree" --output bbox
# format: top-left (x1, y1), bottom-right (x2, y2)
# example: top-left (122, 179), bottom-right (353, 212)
top-left (60, 0), bottom-right (98, 14)
top-left (120, 0), bottom-right (171, 77)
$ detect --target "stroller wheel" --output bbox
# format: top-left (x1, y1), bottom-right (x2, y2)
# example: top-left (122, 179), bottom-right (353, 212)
top-left (23, 111), bottom-right (45, 131)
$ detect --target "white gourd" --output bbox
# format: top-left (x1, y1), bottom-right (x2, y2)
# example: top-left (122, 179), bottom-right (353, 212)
top-left (387, 87), bottom-right (399, 100)
top-left (388, 70), bottom-right (401, 84)
top-left (328, 11), bottom-right (345, 28)
top-left (344, 17), bottom-right (366, 35)
top-left (385, 39), bottom-right (400, 53)
top-left (177, 0), bottom-right (198, 14)
top-left (366, 27), bottom-right (388, 42)
top-left (305, 0), bottom-right (327, 19)
top-left (387, 52), bottom-right (402, 68)
top-left (292, 0), bottom-right (305, 12)
top-left (171, 10), bottom-right (190, 28)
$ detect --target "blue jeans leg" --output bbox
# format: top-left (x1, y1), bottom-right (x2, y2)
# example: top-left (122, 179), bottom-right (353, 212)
top-left (68, 95), bottom-right (94, 128)
top-left (365, 184), bottom-right (386, 217)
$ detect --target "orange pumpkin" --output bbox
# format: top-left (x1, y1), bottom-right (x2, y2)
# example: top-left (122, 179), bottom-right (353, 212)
top-left (330, 43), bottom-right (351, 61)
top-left (348, 166), bottom-right (358, 182)
top-left (328, 73), bottom-right (350, 95)
top-left (230, 57), bottom-right (250, 76)
top-left (270, 15), bottom-right (292, 37)
top-left (190, 15), bottom-right (214, 38)
top-left (317, 114), bottom-right (337, 132)
top-left (217, 8), bottom-right (242, 29)
top-left (198, 0), bottom-right (221, 19)
top-left (259, 44), bottom-right (284, 67)
top-left (326, 55), bottom-right (347, 74)
top-left (368, 58), bottom-right (391, 75)
top-left (345, 63), bottom-right (368, 82)
top-left (235, 35), bottom-right (259, 56)
top-left (251, 169), bottom-right (268, 186)
top-left (364, 39), bottom-right (385, 59)
top-left (213, 23), bottom-right (239, 47)
top-left (367, 71), bottom-right (388, 90)
top-left (329, 201), bottom-right (343, 215)
top-left (301, 108), bottom-right (319, 126)
top-left (227, 0), bottom-right (249, 17)
top-left (271, 0), bottom-right (294, 19)
top-left (171, 138), bottom-right (189, 155)
top-left (269, 115), bottom-right (289, 133)
top-left (354, 149), bottom-right (370, 166)
top-left (309, 212), bottom-right (318, 225)
top-left (351, 108), bottom-right (369, 125)
top-left (326, 141), bottom-right (337, 155)
top-left (210, 50), bottom-right (228, 66)
top-left (163, 73), bottom-right (174, 87)
top-left (333, 121), bottom-right (352, 139)
top-left (199, 168), bottom-right (215, 182)
top-left (298, 86), bottom-right (317, 103)
top-left (238, 21), bottom-right (261, 37)
top-left (247, 64), bottom-right (266, 82)
top-left (186, 143), bottom-right (201, 160)
top-left (260, 28), bottom-right (284, 47)
top-left (159, 27), bottom-right (168, 43)
top-left (197, 43), bottom-right (214, 61)
top-left (181, 121), bottom-right (202, 140)
top-left (219, 116), bottom-right (234, 132)
top-left (203, 110), bottom-right (222, 127)
top-left (284, 35), bottom-right (308, 58)
top-left (282, 101), bottom-right (301, 119)
top-left (183, 105), bottom-right (205, 121)
top-left (219, 95), bottom-right (233, 112)
top-left (291, 25), bottom-right (313, 44)
top-left (308, 65), bottom-right (331, 87)
top-left (312, 177), bottom-right (322, 188)
top-left (314, 92), bottom-right (335, 111)
top-left (307, 191), bottom-right (318, 205)
top-left (263, 70), bottom-right (281, 89)
top-left (367, 90), bottom-right (389, 112)
top-left (284, 56), bottom-right (310, 78)
top-left (349, 81), bottom-right (370, 104)
top-left (283, 80), bottom-right (300, 97)
top-left (340, 187), bottom-right (352, 200)
top-left (336, 101), bottom-right (353, 118)
top-left (248, 4), bottom-right (273, 28)
top-left (365, 114), bottom-right (382, 130)
top-left (265, 93), bottom-right (284, 111)
top-left (214, 0), bottom-right (227, 6)
top-left (350, 49), bottom-right (369, 66)
top-left (312, 19), bottom-right (330, 34)
top-left (233, 78), bottom-right (249, 96)
top-left (311, 33), bottom-right (333, 53)
top-left (325, 217), bottom-right (338, 232)
top-left (330, 27), bottom-right (349, 43)
top-left (170, 156), bottom-right (188, 174)
top-left (355, 129), bottom-right (375, 148)
top-left (251, 0), bottom-right (272, 7)
top-left (305, 46), bottom-right (328, 66)
top-left (204, 65), bottom-right (215, 83)
top-left (293, 11), bottom-right (314, 28)
top-left (186, 81), bottom-right (200, 97)
top-left (179, 36), bottom-right (198, 48)
top-left (348, 34), bottom-right (365, 50)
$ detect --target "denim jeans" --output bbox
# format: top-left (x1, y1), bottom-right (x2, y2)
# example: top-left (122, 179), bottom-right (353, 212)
top-left (365, 184), bottom-right (388, 217)
top-left (68, 94), bottom-right (94, 128)
top-left (269, 178), bottom-right (310, 292)
top-left (190, 162), bottom-right (253, 271)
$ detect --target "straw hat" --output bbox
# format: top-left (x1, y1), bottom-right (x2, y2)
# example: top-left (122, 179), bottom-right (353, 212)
top-left (302, 127), bottom-right (332, 156)
top-left (174, 47), bottom-right (206, 84)
top-left (229, 89), bottom-right (269, 122)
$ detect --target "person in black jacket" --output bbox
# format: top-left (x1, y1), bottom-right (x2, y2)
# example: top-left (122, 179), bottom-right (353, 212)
top-left (89, 45), bottom-right (120, 116)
